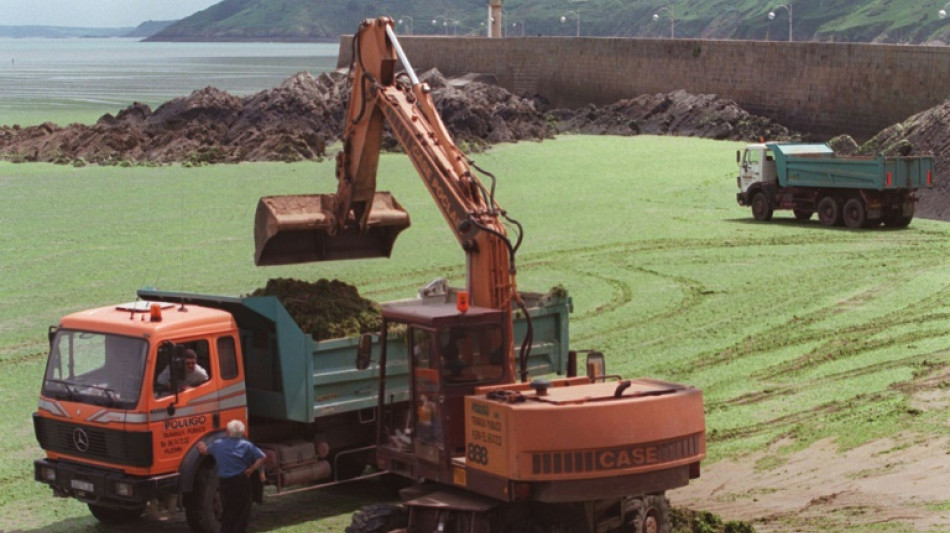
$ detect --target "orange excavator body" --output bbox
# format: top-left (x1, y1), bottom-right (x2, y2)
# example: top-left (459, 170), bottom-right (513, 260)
top-left (254, 16), bottom-right (704, 531)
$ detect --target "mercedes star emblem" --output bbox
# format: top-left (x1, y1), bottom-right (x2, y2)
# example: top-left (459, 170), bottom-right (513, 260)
top-left (72, 428), bottom-right (90, 452)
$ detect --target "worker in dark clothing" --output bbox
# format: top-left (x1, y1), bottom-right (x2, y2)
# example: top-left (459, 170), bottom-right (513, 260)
top-left (197, 419), bottom-right (266, 533)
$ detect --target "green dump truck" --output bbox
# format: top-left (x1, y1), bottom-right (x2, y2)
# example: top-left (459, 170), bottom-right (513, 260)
top-left (33, 280), bottom-right (572, 533)
top-left (736, 142), bottom-right (935, 228)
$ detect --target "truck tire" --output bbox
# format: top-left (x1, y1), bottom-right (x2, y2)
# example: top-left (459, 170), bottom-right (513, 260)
top-left (750, 192), bottom-right (773, 221)
top-left (185, 464), bottom-right (222, 533)
top-left (345, 503), bottom-right (408, 533)
top-left (793, 209), bottom-right (813, 220)
top-left (624, 494), bottom-right (671, 533)
top-left (883, 209), bottom-right (913, 228)
top-left (87, 503), bottom-right (144, 524)
top-left (817, 196), bottom-right (841, 226)
top-left (842, 198), bottom-right (867, 229)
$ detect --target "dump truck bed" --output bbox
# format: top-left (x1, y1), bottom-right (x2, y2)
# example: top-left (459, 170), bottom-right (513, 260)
top-left (771, 142), bottom-right (934, 190)
top-left (138, 285), bottom-right (571, 424)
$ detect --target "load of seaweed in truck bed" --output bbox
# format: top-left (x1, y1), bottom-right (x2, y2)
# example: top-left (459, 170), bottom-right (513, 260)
top-left (248, 278), bottom-right (381, 341)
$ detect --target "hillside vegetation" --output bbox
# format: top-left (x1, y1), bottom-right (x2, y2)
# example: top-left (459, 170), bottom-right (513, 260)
top-left (146, 0), bottom-right (950, 43)
top-left (5, 136), bottom-right (950, 532)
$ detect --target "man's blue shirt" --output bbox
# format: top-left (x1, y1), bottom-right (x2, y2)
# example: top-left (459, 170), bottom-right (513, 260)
top-left (206, 437), bottom-right (265, 479)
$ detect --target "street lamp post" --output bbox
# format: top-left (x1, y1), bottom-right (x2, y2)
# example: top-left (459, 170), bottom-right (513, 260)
top-left (397, 15), bottom-right (413, 35)
top-left (560, 10), bottom-right (580, 37)
top-left (652, 6), bottom-right (675, 38)
top-left (511, 21), bottom-right (525, 37)
top-left (432, 16), bottom-right (460, 35)
top-left (768, 3), bottom-right (793, 42)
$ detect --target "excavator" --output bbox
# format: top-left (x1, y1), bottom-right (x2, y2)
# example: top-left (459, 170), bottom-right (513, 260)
top-left (254, 17), bottom-right (705, 533)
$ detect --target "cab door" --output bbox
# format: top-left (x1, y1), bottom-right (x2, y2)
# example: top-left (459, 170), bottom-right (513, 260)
top-left (213, 334), bottom-right (246, 435)
top-left (147, 338), bottom-right (221, 474)
top-left (409, 327), bottom-right (444, 465)
top-left (739, 148), bottom-right (764, 192)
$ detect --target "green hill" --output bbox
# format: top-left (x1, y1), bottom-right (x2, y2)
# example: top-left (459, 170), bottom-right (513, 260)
top-left (145, 0), bottom-right (950, 43)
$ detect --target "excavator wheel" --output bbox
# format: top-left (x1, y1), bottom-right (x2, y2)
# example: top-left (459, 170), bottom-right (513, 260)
top-left (345, 503), bottom-right (408, 533)
top-left (623, 494), bottom-right (671, 533)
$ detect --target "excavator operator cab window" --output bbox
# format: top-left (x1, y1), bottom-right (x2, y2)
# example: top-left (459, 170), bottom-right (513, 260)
top-left (438, 324), bottom-right (504, 384)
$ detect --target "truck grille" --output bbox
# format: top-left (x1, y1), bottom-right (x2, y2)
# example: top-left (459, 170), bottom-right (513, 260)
top-left (33, 415), bottom-right (152, 468)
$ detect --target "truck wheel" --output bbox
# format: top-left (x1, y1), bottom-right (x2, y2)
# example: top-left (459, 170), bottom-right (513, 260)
top-left (345, 503), bottom-right (408, 533)
top-left (624, 494), bottom-right (671, 533)
top-left (883, 210), bottom-right (913, 228)
top-left (793, 209), bottom-right (813, 220)
top-left (185, 464), bottom-right (222, 533)
top-left (817, 197), bottom-right (841, 226)
top-left (750, 192), bottom-right (773, 221)
top-left (87, 503), bottom-right (144, 524)
top-left (842, 198), bottom-right (867, 229)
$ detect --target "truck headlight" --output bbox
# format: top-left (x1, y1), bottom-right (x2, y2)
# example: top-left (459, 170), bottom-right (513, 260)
top-left (114, 482), bottom-right (133, 497)
top-left (41, 466), bottom-right (57, 481)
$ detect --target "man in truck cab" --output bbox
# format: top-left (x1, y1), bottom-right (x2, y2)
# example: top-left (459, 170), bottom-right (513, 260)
top-left (155, 349), bottom-right (208, 394)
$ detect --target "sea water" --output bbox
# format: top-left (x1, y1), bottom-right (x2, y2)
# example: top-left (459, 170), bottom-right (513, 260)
top-left (0, 38), bottom-right (339, 125)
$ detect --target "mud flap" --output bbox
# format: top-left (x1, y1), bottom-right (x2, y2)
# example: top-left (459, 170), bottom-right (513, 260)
top-left (254, 191), bottom-right (410, 266)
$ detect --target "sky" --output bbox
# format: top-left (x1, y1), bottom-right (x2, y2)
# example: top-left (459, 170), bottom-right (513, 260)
top-left (1, 0), bottom-right (222, 28)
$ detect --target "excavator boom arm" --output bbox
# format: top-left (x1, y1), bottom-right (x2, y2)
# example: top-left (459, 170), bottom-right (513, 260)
top-left (337, 19), bottom-right (492, 248)
top-left (254, 16), bottom-right (516, 314)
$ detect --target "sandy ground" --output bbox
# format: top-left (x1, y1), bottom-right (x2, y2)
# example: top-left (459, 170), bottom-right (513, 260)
top-left (671, 435), bottom-right (950, 532)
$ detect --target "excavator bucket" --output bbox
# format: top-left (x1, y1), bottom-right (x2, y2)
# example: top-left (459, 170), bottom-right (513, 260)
top-left (254, 192), bottom-right (410, 266)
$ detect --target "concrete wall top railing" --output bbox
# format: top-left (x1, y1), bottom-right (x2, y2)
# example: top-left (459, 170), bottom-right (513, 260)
top-left (339, 35), bottom-right (950, 141)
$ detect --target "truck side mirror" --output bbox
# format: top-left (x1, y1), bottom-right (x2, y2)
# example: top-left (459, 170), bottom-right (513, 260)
top-left (48, 326), bottom-right (58, 348)
top-left (355, 333), bottom-right (373, 370)
top-left (169, 345), bottom-right (187, 390)
top-left (736, 150), bottom-right (741, 164)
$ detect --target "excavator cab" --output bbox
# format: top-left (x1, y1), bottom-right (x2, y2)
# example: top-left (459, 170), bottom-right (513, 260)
top-left (376, 300), bottom-right (510, 477)
top-left (254, 191), bottom-right (410, 266)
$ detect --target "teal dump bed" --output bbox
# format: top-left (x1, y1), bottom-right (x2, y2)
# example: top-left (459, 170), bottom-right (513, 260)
top-left (770, 142), bottom-right (934, 190)
top-left (138, 286), bottom-right (571, 424)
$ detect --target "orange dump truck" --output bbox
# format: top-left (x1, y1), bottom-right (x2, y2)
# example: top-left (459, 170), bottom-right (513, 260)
top-left (33, 283), bottom-right (570, 533)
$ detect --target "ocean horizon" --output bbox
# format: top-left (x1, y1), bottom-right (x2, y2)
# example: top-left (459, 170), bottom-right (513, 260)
top-left (0, 38), bottom-right (339, 126)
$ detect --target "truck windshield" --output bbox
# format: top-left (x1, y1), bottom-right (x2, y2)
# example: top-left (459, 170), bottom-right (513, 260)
top-left (42, 329), bottom-right (148, 410)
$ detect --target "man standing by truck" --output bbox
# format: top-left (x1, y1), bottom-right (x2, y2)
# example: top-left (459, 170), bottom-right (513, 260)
top-left (196, 420), bottom-right (265, 533)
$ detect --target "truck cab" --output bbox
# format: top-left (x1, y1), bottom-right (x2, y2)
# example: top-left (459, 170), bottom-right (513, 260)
top-left (34, 300), bottom-right (244, 521)
top-left (736, 143), bottom-right (778, 195)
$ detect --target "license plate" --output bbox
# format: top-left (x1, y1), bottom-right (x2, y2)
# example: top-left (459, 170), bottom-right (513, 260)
top-left (71, 479), bottom-right (94, 492)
